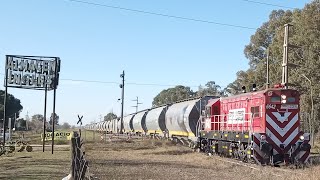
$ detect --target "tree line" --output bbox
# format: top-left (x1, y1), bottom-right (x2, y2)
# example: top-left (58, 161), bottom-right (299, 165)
top-left (150, 1), bottom-right (320, 137)
top-left (226, 1), bottom-right (320, 136)
top-left (1, 1), bottom-right (319, 136)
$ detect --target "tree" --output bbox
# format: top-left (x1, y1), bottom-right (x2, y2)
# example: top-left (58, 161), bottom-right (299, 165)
top-left (15, 118), bottom-right (27, 131)
top-left (0, 90), bottom-right (23, 127)
top-left (244, 9), bottom-right (293, 70)
top-left (60, 122), bottom-right (71, 129)
top-left (225, 9), bottom-right (296, 95)
top-left (152, 85), bottom-right (196, 106)
top-left (28, 114), bottom-right (45, 133)
top-left (49, 113), bottom-right (59, 126)
top-left (104, 112), bottom-right (117, 121)
top-left (228, 1), bottom-right (320, 96)
top-left (197, 81), bottom-right (222, 97)
top-left (31, 114), bottom-right (44, 122)
top-left (228, 1), bottom-right (320, 139)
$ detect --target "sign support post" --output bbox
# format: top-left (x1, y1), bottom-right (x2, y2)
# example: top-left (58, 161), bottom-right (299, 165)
top-left (2, 56), bottom-right (8, 145)
top-left (43, 85), bottom-right (48, 152)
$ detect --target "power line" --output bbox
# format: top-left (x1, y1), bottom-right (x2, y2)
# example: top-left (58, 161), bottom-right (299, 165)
top-left (61, 78), bottom-right (119, 85)
top-left (64, 78), bottom-right (200, 88)
top-left (0, 73), bottom-right (200, 88)
top-left (65, 0), bottom-right (256, 30)
top-left (240, 0), bottom-right (295, 9)
top-left (65, 79), bottom-right (201, 87)
top-left (127, 82), bottom-right (198, 87)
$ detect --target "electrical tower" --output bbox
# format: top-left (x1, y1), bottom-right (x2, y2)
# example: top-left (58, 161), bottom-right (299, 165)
top-left (132, 96), bottom-right (142, 112)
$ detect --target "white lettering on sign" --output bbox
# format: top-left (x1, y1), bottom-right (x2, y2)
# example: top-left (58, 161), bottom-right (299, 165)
top-left (266, 104), bottom-right (276, 109)
top-left (281, 104), bottom-right (298, 109)
top-left (227, 108), bottom-right (245, 124)
top-left (5, 56), bottom-right (60, 89)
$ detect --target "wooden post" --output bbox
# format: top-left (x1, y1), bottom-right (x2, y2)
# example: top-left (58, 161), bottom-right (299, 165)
top-left (71, 131), bottom-right (88, 180)
top-left (71, 131), bottom-right (81, 180)
top-left (71, 133), bottom-right (76, 179)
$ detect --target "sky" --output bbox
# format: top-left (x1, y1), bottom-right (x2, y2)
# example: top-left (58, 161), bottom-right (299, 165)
top-left (0, 0), bottom-right (311, 125)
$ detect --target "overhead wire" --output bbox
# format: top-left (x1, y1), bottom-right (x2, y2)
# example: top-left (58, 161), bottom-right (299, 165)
top-left (240, 0), bottom-right (295, 9)
top-left (60, 78), bottom-right (119, 85)
top-left (64, 0), bottom-right (296, 31)
top-left (0, 0), bottom-right (296, 88)
top-left (65, 0), bottom-right (257, 30)
top-left (0, 73), bottom-right (200, 88)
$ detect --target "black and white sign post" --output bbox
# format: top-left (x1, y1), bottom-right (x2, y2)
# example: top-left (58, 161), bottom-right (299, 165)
top-left (2, 55), bottom-right (60, 154)
top-left (77, 115), bottom-right (83, 137)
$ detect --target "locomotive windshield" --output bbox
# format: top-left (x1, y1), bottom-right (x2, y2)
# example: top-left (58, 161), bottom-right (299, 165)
top-left (266, 89), bottom-right (298, 104)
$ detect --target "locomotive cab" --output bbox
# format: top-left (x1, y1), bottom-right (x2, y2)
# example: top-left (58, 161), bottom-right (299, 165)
top-left (260, 88), bottom-right (311, 165)
top-left (203, 98), bottom-right (220, 132)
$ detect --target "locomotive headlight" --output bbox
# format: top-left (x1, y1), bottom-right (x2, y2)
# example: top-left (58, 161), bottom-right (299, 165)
top-left (260, 135), bottom-right (267, 141)
top-left (281, 94), bottom-right (287, 103)
top-left (299, 135), bottom-right (305, 141)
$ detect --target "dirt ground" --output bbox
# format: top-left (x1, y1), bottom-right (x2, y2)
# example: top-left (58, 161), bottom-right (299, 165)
top-left (85, 137), bottom-right (320, 180)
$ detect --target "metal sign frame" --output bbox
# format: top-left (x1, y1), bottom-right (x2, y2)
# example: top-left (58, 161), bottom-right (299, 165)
top-left (2, 55), bottom-right (60, 154)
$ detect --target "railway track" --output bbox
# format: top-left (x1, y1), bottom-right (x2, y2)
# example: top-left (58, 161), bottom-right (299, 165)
top-left (96, 132), bottom-right (315, 172)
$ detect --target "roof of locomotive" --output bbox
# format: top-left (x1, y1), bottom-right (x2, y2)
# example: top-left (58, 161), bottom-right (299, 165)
top-left (221, 88), bottom-right (298, 101)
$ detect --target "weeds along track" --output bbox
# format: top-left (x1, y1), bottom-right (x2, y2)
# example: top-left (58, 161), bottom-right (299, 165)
top-left (85, 134), bottom-right (320, 180)
top-left (98, 133), bottom-right (319, 168)
top-left (86, 134), bottom-right (319, 179)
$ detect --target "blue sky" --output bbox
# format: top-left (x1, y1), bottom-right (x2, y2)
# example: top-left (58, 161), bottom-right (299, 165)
top-left (0, 0), bottom-right (311, 125)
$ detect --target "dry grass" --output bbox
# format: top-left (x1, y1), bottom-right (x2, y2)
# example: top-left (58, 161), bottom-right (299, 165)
top-left (86, 138), bottom-right (320, 180)
top-left (0, 146), bottom-right (71, 180)
top-left (1, 131), bottom-right (320, 180)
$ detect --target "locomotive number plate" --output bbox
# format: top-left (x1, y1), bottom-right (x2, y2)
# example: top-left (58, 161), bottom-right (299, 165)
top-left (281, 104), bottom-right (298, 109)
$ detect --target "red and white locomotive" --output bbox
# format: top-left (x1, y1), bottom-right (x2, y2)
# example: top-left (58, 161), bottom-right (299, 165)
top-left (199, 85), bottom-right (311, 166)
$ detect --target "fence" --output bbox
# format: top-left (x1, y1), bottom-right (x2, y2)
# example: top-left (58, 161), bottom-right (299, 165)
top-left (71, 131), bottom-right (88, 180)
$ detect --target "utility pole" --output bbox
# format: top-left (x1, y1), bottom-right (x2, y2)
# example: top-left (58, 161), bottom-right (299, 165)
top-left (302, 74), bottom-right (314, 146)
top-left (132, 96), bottom-right (142, 112)
top-left (266, 48), bottom-right (270, 89)
top-left (120, 71), bottom-right (125, 134)
top-left (281, 24), bottom-right (314, 144)
top-left (281, 24), bottom-right (300, 88)
top-left (281, 24), bottom-right (293, 89)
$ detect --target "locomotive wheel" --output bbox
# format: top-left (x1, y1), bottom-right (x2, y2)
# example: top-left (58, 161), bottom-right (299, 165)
top-left (239, 144), bottom-right (248, 163)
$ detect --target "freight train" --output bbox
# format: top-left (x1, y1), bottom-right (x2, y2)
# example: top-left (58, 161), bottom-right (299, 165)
top-left (85, 85), bottom-right (311, 166)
